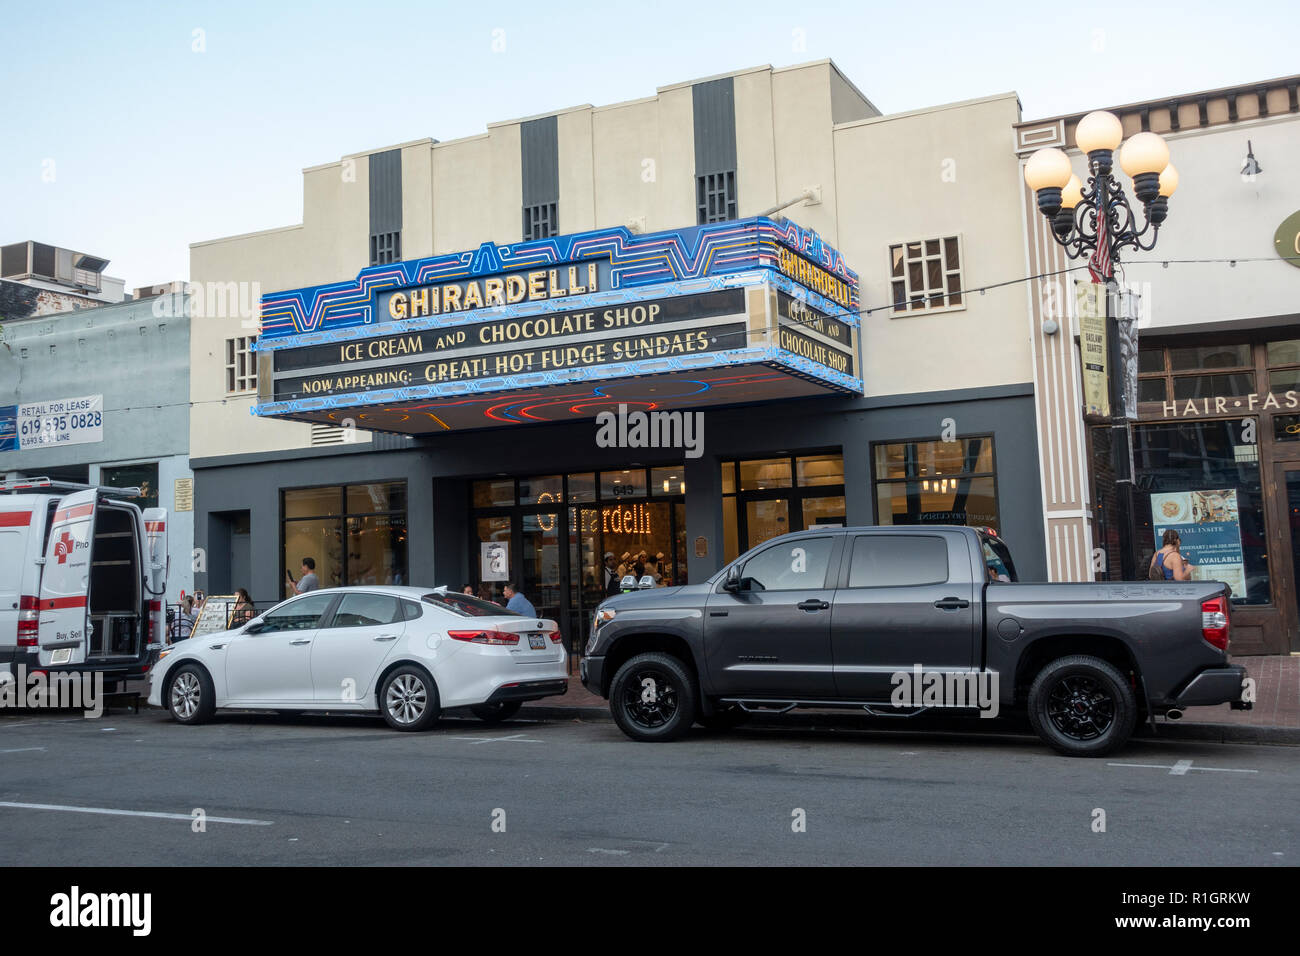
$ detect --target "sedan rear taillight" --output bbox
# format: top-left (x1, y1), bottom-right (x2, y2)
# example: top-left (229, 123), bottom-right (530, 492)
top-left (448, 629), bottom-right (519, 645)
top-left (1201, 596), bottom-right (1230, 651)
top-left (17, 595), bottom-right (39, 646)
top-left (547, 629), bottom-right (562, 644)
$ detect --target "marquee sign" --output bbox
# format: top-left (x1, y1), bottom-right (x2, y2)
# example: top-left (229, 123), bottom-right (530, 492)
top-left (252, 217), bottom-right (862, 434)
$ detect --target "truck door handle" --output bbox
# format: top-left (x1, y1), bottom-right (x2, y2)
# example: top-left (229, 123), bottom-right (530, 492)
top-left (290, 639), bottom-right (312, 645)
top-left (373, 634), bottom-right (398, 642)
top-left (797, 599), bottom-right (830, 611)
top-left (934, 597), bottom-right (970, 611)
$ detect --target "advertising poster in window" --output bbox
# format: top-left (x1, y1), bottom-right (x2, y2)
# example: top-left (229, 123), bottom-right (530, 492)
top-left (481, 542), bottom-right (508, 582)
top-left (1150, 489), bottom-right (1246, 598)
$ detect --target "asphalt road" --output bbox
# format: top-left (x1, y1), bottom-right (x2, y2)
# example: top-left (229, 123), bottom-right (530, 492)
top-left (0, 707), bottom-right (1295, 866)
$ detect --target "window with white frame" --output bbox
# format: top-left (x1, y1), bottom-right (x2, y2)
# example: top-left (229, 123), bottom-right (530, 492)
top-left (890, 236), bottom-right (963, 313)
top-left (226, 336), bottom-right (257, 394)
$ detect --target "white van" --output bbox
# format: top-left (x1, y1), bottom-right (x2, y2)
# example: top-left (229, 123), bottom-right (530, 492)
top-left (0, 477), bottom-right (168, 691)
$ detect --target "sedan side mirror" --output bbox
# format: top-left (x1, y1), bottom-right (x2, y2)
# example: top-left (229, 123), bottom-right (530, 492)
top-left (243, 617), bottom-right (266, 634)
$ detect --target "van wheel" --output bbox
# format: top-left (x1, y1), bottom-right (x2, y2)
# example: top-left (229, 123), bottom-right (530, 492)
top-left (470, 701), bottom-right (522, 722)
top-left (609, 652), bottom-right (697, 742)
top-left (168, 665), bottom-right (215, 725)
top-left (379, 666), bottom-right (441, 731)
top-left (1028, 655), bottom-right (1136, 757)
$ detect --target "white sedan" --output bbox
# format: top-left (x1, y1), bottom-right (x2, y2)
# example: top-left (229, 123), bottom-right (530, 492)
top-left (148, 586), bottom-right (568, 731)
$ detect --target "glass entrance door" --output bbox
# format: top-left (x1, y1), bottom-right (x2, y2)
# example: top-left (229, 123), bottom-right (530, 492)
top-left (1279, 464), bottom-right (1300, 652)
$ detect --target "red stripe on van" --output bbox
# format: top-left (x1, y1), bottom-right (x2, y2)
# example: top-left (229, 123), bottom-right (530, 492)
top-left (0, 511), bottom-right (33, 527)
top-left (53, 504), bottom-right (94, 523)
top-left (44, 596), bottom-right (89, 610)
top-left (145, 521), bottom-right (165, 532)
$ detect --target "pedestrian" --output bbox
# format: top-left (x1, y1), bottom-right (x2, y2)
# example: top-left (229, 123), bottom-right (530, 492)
top-left (602, 551), bottom-right (620, 596)
top-left (462, 584), bottom-right (475, 595)
top-left (1148, 529), bottom-right (1195, 581)
top-left (230, 588), bottom-right (255, 626)
top-left (502, 582), bottom-right (537, 617)
top-left (175, 596), bottom-right (196, 641)
top-left (286, 557), bottom-right (320, 595)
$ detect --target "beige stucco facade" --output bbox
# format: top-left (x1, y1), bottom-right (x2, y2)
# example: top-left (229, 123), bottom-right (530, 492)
top-left (190, 59), bottom-right (1035, 459)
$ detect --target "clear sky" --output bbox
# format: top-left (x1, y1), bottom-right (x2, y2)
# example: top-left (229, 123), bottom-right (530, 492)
top-left (2, 0), bottom-right (1296, 290)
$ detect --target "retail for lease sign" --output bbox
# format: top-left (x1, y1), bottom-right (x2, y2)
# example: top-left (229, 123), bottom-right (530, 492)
top-left (6, 395), bottom-right (103, 450)
top-left (1151, 488), bottom-right (1246, 599)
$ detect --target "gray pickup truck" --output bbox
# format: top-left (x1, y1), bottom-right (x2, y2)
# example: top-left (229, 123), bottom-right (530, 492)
top-left (580, 525), bottom-right (1251, 756)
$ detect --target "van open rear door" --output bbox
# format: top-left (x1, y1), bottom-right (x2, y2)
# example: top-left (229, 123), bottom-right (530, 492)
top-left (38, 490), bottom-right (97, 667)
top-left (143, 508), bottom-right (169, 648)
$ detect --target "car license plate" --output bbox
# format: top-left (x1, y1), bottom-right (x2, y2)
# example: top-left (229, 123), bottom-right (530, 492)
top-left (50, 648), bottom-right (72, 665)
top-left (528, 633), bottom-right (546, 650)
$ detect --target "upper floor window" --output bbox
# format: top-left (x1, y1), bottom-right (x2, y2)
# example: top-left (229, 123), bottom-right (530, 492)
top-left (890, 236), bottom-right (963, 313)
top-left (1137, 342), bottom-right (1255, 404)
top-left (523, 202), bottom-right (558, 241)
top-left (370, 231), bottom-right (401, 265)
top-left (225, 336), bottom-right (257, 394)
top-left (697, 170), bottom-right (737, 224)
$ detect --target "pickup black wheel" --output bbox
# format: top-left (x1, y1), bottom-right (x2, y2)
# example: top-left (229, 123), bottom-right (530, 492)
top-left (609, 652), bottom-right (697, 742)
top-left (696, 703), bottom-right (751, 731)
top-left (1028, 655), bottom-right (1136, 757)
top-left (470, 701), bottom-right (522, 723)
top-left (167, 664), bottom-right (216, 725)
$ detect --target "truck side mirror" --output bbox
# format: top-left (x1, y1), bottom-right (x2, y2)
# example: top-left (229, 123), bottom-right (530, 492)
top-left (723, 564), bottom-right (743, 592)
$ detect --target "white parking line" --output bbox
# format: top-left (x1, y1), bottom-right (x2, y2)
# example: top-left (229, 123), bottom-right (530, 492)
top-left (448, 733), bottom-right (543, 745)
top-left (1107, 761), bottom-right (1258, 775)
top-left (0, 801), bottom-right (273, 825)
top-left (0, 747), bottom-right (46, 754)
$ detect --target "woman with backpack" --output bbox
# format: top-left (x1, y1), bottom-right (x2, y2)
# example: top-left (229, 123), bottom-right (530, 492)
top-left (1148, 529), bottom-right (1195, 581)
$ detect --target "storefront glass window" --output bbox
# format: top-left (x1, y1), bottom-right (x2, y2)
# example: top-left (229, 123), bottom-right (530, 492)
top-left (1132, 420), bottom-right (1268, 605)
top-left (650, 466), bottom-right (686, 496)
top-left (101, 462), bottom-right (159, 510)
top-left (600, 469), bottom-right (646, 499)
top-left (739, 458), bottom-right (792, 491)
top-left (285, 486), bottom-right (342, 518)
top-left (1172, 372), bottom-right (1255, 400)
top-left (566, 473), bottom-right (596, 503)
top-left (1169, 344), bottom-right (1250, 370)
top-left (796, 454), bottom-right (844, 486)
top-left (282, 482), bottom-right (408, 595)
top-left (1138, 346), bottom-right (1165, 374)
top-left (1269, 368), bottom-right (1300, 392)
top-left (346, 481), bottom-right (406, 514)
top-left (746, 499), bottom-right (790, 544)
top-left (803, 496), bottom-right (846, 529)
top-left (1266, 339), bottom-right (1300, 367)
top-left (873, 437), bottom-right (999, 531)
top-left (518, 474), bottom-right (562, 505)
top-left (472, 479), bottom-right (514, 508)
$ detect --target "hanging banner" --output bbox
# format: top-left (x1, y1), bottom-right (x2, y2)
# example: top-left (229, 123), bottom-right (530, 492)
top-left (1076, 283), bottom-right (1109, 418)
top-left (1150, 489), bottom-right (1246, 598)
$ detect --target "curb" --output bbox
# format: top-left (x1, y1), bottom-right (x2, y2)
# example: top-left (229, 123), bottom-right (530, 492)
top-left (519, 703), bottom-right (1300, 745)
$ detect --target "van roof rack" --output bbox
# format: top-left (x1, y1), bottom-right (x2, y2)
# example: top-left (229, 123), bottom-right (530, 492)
top-left (0, 476), bottom-right (143, 498)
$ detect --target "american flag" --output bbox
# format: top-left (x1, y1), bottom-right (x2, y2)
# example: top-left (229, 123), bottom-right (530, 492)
top-left (1089, 208), bottom-right (1114, 283)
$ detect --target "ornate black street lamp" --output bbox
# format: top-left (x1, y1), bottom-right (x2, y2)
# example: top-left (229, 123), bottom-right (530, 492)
top-left (1024, 111), bottom-right (1180, 581)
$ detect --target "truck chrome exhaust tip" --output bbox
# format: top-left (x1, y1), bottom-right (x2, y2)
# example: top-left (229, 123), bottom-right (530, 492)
top-left (1166, 708), bottom-right (1184, 721)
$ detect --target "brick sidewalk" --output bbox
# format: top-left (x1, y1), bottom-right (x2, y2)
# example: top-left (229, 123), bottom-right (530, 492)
top-left (530, 655), bottom-right (1300, 728)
